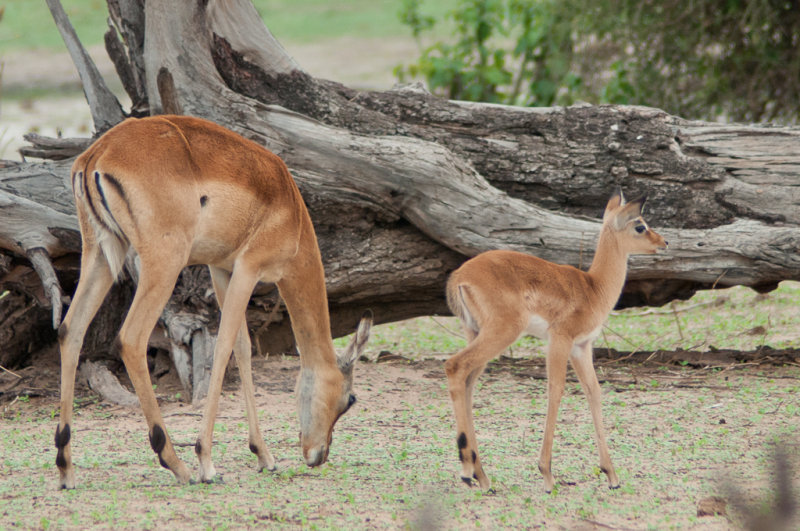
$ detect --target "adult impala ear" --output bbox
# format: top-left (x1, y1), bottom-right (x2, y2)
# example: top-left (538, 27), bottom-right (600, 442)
top-left (337, 310), bottom-right (373, 374)
top-left (603, 187), bottom-right (626, 222)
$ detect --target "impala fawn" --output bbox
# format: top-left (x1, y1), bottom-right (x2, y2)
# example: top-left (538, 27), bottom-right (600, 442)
top-left (56, 115), bottom-right (371, 488)
top-left (445, 190), bottom-right (667, 492)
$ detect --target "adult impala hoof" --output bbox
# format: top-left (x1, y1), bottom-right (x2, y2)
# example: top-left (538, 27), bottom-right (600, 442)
top-left (257, 462), bottom-right (277, 473)
top-left (200, 474), bottom-right (224, 485)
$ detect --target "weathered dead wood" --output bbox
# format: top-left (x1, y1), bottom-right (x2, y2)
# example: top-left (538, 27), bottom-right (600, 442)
top-left (45, 0), bottom-right (125, 132)
top-left (25, 247), bottom-right (63, 328)
top-left (105, 0), bottom-right (147, 114)
top-left (19, 134), bottom-right (91, 161)
top-left (79, 360), bottom-right (138, 407)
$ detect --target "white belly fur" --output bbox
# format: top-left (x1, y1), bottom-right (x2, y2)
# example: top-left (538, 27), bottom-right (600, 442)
top-left (575, 326), bottom-right (603, 346)
top-left (526, 314), bottom-right (550, 339)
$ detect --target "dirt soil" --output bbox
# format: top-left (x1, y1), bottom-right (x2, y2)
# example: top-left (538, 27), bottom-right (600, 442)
top-left (1, 345), bottom-right (798, 529)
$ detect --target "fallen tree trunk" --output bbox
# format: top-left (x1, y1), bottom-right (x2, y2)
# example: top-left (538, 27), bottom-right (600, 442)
top-left (1, 0), bottom-right (799, 378)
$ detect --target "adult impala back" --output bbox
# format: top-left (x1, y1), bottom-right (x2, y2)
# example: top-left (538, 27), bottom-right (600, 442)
top-left (445, 190), bottom-right (667, 492)
top-left (55, 115), bottom-right (371, 488)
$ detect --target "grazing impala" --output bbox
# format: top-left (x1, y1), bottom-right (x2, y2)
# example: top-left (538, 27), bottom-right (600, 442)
top-left (55, 115), bottom-right (371, 488)
top-left (444, 190), bottom-right (667, 492)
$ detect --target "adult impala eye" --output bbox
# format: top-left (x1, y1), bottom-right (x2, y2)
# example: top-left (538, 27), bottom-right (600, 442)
top-left (635, 225), bottom-right (646, 234)
top-left (342, 394), bottom-right (357, 415)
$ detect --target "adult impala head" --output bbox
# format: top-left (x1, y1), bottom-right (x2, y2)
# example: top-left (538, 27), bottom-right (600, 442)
top-left (297, 312), bottom-right (371, 466)
top-left (445, 189), bottom-right (666, 492)
top-left (55, 115), bottom-right (371, 488)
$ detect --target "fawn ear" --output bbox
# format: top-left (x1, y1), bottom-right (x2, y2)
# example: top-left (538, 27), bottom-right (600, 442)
top-left (603, 188), bottom-right (625, 222)
top-left (614, 193), bottom-right (647, 229)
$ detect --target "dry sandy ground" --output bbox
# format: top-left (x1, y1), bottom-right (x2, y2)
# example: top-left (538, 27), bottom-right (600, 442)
top-left (2, 344), bottom-right (799, 529)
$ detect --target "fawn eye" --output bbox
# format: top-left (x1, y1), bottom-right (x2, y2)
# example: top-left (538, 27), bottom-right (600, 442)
top-left (634, 224), bottom-right (646, 234)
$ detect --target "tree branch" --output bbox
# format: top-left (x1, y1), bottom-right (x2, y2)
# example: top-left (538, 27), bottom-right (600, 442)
top-left (45, 0), bottom-right (125, 133)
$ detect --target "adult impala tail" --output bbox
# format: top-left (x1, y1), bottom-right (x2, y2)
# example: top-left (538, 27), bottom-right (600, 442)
top-left (444, 190), bottom-right (667, 492)
top-left (55, 115), bottom-right (372, 488)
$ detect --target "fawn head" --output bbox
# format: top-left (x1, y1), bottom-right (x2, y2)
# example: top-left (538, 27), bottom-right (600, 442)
top-left (602, 190), bottom-right (668, 255)
top-left (296, 312), bottom-right (372, 466)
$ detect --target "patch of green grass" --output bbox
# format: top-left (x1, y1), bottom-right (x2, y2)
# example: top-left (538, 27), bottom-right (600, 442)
top-left (0, 0), bottom-right (460, 51)
top-left (601, 281), bottom-right (800, 353)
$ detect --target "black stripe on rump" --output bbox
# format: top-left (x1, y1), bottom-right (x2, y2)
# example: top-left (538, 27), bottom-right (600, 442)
top-left (95, 171), bottom-right (116, 220)
top-left (81, 165), bottom-right (112, 233)
top-left (100, 172), bottom-right (135, 223)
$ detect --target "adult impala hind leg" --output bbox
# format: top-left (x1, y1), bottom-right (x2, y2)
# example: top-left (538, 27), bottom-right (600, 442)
top-left (116, 256), bottom-right (192, 484)
top-left (444, 321), bottom-right (523, 490)
top-left (56, 245), bottom-right (115, 489)
top-left (195, 265), bottom-right (260, 483)
top-left (570, 340), bottom-right (619, 489)
top-left (208, 266), bottom-right (275, 474)
top-left (537, 334), bottom-right (572, 493)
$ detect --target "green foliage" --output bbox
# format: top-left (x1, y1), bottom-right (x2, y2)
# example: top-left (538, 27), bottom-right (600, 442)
top-left (587, 0), bottom-right (800, 122)
top-left (398, 0), bottom-right (800, 123)
top-left (396, 0), bottom-right (577, 106)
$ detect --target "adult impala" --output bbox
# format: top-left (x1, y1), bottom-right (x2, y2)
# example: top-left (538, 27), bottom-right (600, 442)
top-left (55, 115), bottom-right (371, 488)
top-left (444, 190), bottom-right (667, 492)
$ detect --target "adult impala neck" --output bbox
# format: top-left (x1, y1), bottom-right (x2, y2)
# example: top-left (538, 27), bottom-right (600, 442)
top-left (276, 223), bottom-right (338, 370)
top-left (586, 228), bottom-right (630, 315)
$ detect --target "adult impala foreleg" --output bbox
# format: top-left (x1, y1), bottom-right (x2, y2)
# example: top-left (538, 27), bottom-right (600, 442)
top-left (208, 266), bottom-right (276, 475)
top-left (195, 264), bottom-right (261, 483)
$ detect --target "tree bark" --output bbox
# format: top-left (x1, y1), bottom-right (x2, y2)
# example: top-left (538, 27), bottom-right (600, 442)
top-left (1, 0), bottom-right (799, 372)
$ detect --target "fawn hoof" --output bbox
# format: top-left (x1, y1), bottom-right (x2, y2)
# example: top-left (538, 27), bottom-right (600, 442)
top-left (609, 483), bottom-right (621, 490)
top-left (201, 474), bottom-right (224, 485)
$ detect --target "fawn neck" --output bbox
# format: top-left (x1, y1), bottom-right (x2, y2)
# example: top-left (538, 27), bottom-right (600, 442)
top-left (586, 228), bottom-right (631, 316)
